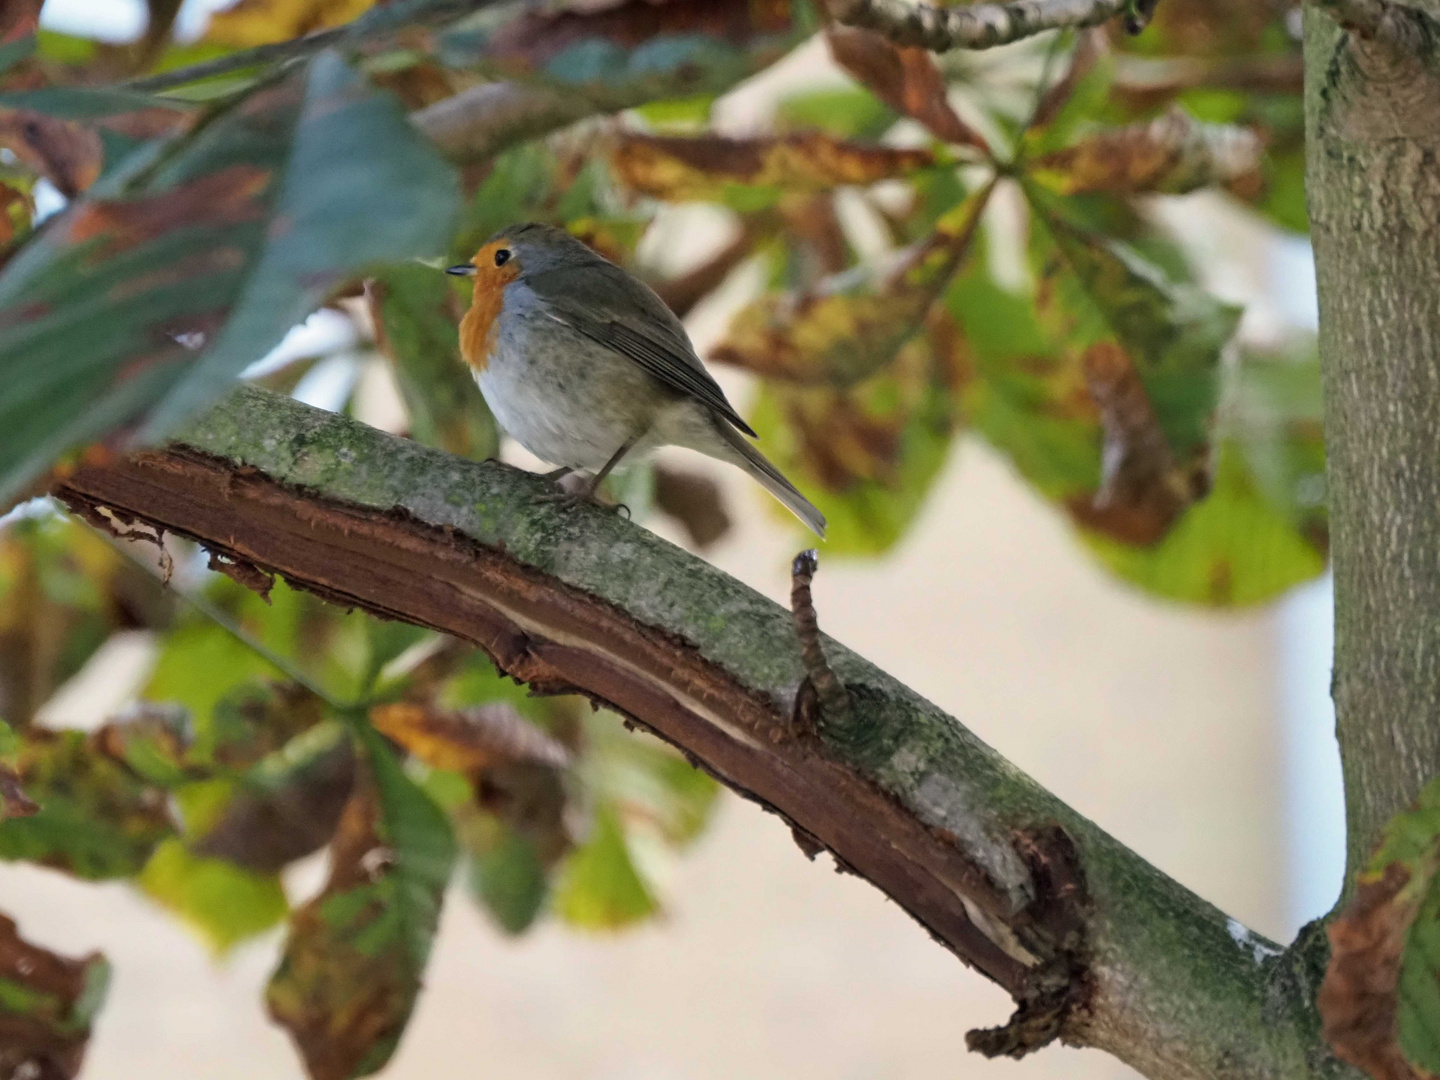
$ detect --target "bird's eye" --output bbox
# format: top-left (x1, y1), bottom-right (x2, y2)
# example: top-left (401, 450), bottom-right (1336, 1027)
top-left (494, 248), bottom-right (512, 267)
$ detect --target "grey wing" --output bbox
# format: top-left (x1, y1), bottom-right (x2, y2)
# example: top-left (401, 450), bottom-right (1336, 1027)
top-left (525, 265), bottom-right (757, 438)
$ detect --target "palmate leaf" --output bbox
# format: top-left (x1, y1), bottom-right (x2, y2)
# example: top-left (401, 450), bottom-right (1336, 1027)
top-left (267, 724), bottom-right (455, 1080)
top-left (0, 49), bottom-right (458, 503)
top-left (951, 195), bottom-right (1322, 604)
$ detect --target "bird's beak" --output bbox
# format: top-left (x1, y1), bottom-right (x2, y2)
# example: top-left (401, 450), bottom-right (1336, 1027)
top-left (446, 264), bottom-right (477, 277)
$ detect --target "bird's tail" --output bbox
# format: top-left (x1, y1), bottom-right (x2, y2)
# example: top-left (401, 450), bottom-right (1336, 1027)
top-left (712, 421), bottom-right (826, 539)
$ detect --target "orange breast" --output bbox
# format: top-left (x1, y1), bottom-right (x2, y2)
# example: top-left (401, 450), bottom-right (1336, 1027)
top-left (458, 240), bottom-right (521, 374)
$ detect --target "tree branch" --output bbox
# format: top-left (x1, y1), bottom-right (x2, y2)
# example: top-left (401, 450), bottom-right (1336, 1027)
top-left (411, 83), bottom-right (600, 164)
top-left (826, 0), bottom-right (1127, 52)
top-left (53, 385), bottom-right (1349, 1080)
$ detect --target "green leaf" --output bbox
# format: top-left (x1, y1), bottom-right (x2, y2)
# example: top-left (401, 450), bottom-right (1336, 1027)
top-left (467, 823), bottom-right (548, 935)
top-left (0, 50), bottom-right (458, 502)
top-left (584, 715), bottom-right (719, 848)
top-left (266, 728), bottom-right (456, 1080)
top-left (0, 729), bottom-right (174, 879)
top-left (553, 801), bottom-right (657, 930)
top-left (369, 263), bottom-right (498, 461)
top-left (138, 837), bottom-right (288, 952)
top-left (775, 87), bottom-right (896, 140)
top-left (355, 722), bottom-right (456, 970)
top-left (1082, 445), bottom-right (1325, 605)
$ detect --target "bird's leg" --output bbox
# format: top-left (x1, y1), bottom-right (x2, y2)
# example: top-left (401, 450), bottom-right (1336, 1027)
top-left (539, 465), bottom-right (573, 485)
top-left (535, 436), bottom-right (640, 514)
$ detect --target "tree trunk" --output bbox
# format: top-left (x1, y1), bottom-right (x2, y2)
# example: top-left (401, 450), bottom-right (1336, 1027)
top-left (1304, 4), bottom-right (1440, 880)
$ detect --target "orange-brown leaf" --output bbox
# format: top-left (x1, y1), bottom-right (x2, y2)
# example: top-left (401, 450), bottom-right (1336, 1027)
top-left (611, 131), bottom-right (935, 201)
top-left (0, 0), bottom-right (40, 42)
top-left (370, 702), bottom-right (569, 774)
top-left (826, 26), bottom-right (987, 150)
top-left (1033, 108), bottom-right (1263, 196)
top-left (0, 111), bottom-right (101, 198)
top-left (1066, 342), bottom-right (1200, 546)
top-left (1320, 863), bottom-right (1427, 1080)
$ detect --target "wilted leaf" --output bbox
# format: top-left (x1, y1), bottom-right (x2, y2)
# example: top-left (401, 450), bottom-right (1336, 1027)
top-left (825, 26), bottom-right (986, 149)
top-left (1031, 107), bottom-right (1263, 196)
top-left (206, 0), bottom-right (377, 47)
top-left (0, 50), bottom-right (458, 503)
top-left (93, 702), bottom-right (195, 788)
top-left (192, 721), bottom-right (355, 873)
top-left (611, 131), bottom-right (936, 208)
top-left (711, 182), bottom-right (990, 385)
top-left (0, 911), bottom-right (109, 1080)
top-left (139, 838), bottom-right (288, 951)
top-left (0, 108), bottom-right (101, 197)
top-left (268, 727), bottom-right (455, 1080)
top-left (365, 265), bottom-right (497, 461)
top-left (1321, 775), bottom-right (1440, 1080)
top-left (0, 728), bottom-right (173, 879)
top-left (553, 801), bottom-right (657, 930)
top-left (748, 313), bottom-right (964, 553)
top-left (370, 702), bottom-right (569, 775)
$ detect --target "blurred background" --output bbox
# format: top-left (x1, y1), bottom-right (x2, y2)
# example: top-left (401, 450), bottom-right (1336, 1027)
top-left (0, 0), bottom-right (1341, 1077)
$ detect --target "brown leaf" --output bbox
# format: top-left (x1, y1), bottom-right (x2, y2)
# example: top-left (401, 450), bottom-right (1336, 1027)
top-left (0, 0), bottom-right (41, 42)
top-left (653, 466), bottom-right (732, 548)
top-left (780, 193), bottom-right (850, 276)
top-left (0, 111), bottom-right (102, 198)
top-left (266, 785), bottom-right (413, 1080)
top-left (65, 164), bottom-right (272, 255)
top-left (826, 26), bottom-right (987, 150)
top-left (1066, 342), bottom-right (1200, 546)
top-left (485, 0), bottom-right (796, 73)
top-left (370, 702), bottom-right (570, 774)
top-left (0, 764), bottom-right (38, 818)
top-left (1033, 108), bottom-right (1264, 196)
top-left (192, 736), bottom-right (355, 873)
top-left (1031, 28), bottom-right (1106, 131)
top-left (611, 131), bottom-right (935, 201)
top-left (0, 912), bottom-right (108, 1080)
top-left (650, 221), bottom-right (763, 319)
top-left (1320, 863), bottom-right (1425, 1080)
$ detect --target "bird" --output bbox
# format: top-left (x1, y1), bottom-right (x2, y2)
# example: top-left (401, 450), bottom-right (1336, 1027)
top-left (446, 222), bottom-right (826, 538)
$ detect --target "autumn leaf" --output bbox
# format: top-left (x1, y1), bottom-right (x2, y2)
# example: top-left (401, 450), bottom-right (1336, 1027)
top-left (1031, 107), bottom-right (1263, 196)
top-left (268, 726), bottom-right (455, 1080)
top-left (0, 912), bottom-right (109, 1080)
top-left (1321, 775), bottom-right (1440, 1080)
top-left (710, 182), bottom-right (991, 385)
top-left (206, 0), bottom-right (378, 47)
top-left (610, 131), bottom-right (937, 208)
top-left (370, 701), bottom-right (570, 775)
top-left (825, 25), bottom-right (987, 150)
top-left (0, 728), bottom-right (174, 879)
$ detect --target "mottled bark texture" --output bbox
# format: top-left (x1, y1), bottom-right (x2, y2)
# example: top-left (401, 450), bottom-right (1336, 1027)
top-left (1305, 3), bottom-right (1440, 880)
top-left (53, 386), bottom-right (1353, 1080)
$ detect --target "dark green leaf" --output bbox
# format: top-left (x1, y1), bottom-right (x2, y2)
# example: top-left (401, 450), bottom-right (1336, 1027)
top-left (0, 50), bottom-right (458, 502)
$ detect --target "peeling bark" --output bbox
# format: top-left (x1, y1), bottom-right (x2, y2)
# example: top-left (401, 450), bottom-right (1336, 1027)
top-left (52, 385), bottom-right (1351, 1079)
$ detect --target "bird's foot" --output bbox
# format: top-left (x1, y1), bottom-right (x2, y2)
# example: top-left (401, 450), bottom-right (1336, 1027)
top-left (534, 477), bottom-right (630, 518)
top-left (539, 466), bottom-right (573, 485)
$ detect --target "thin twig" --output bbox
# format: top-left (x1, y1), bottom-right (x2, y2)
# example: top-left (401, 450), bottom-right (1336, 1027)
top-left (790, 550), bottom-right (852, 731)
top-left (827, 0), bottom-right (1126, 52)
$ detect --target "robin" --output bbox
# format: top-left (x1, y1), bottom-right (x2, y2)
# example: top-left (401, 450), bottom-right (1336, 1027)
top-left (447, 223), bottom-right (826, 538)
